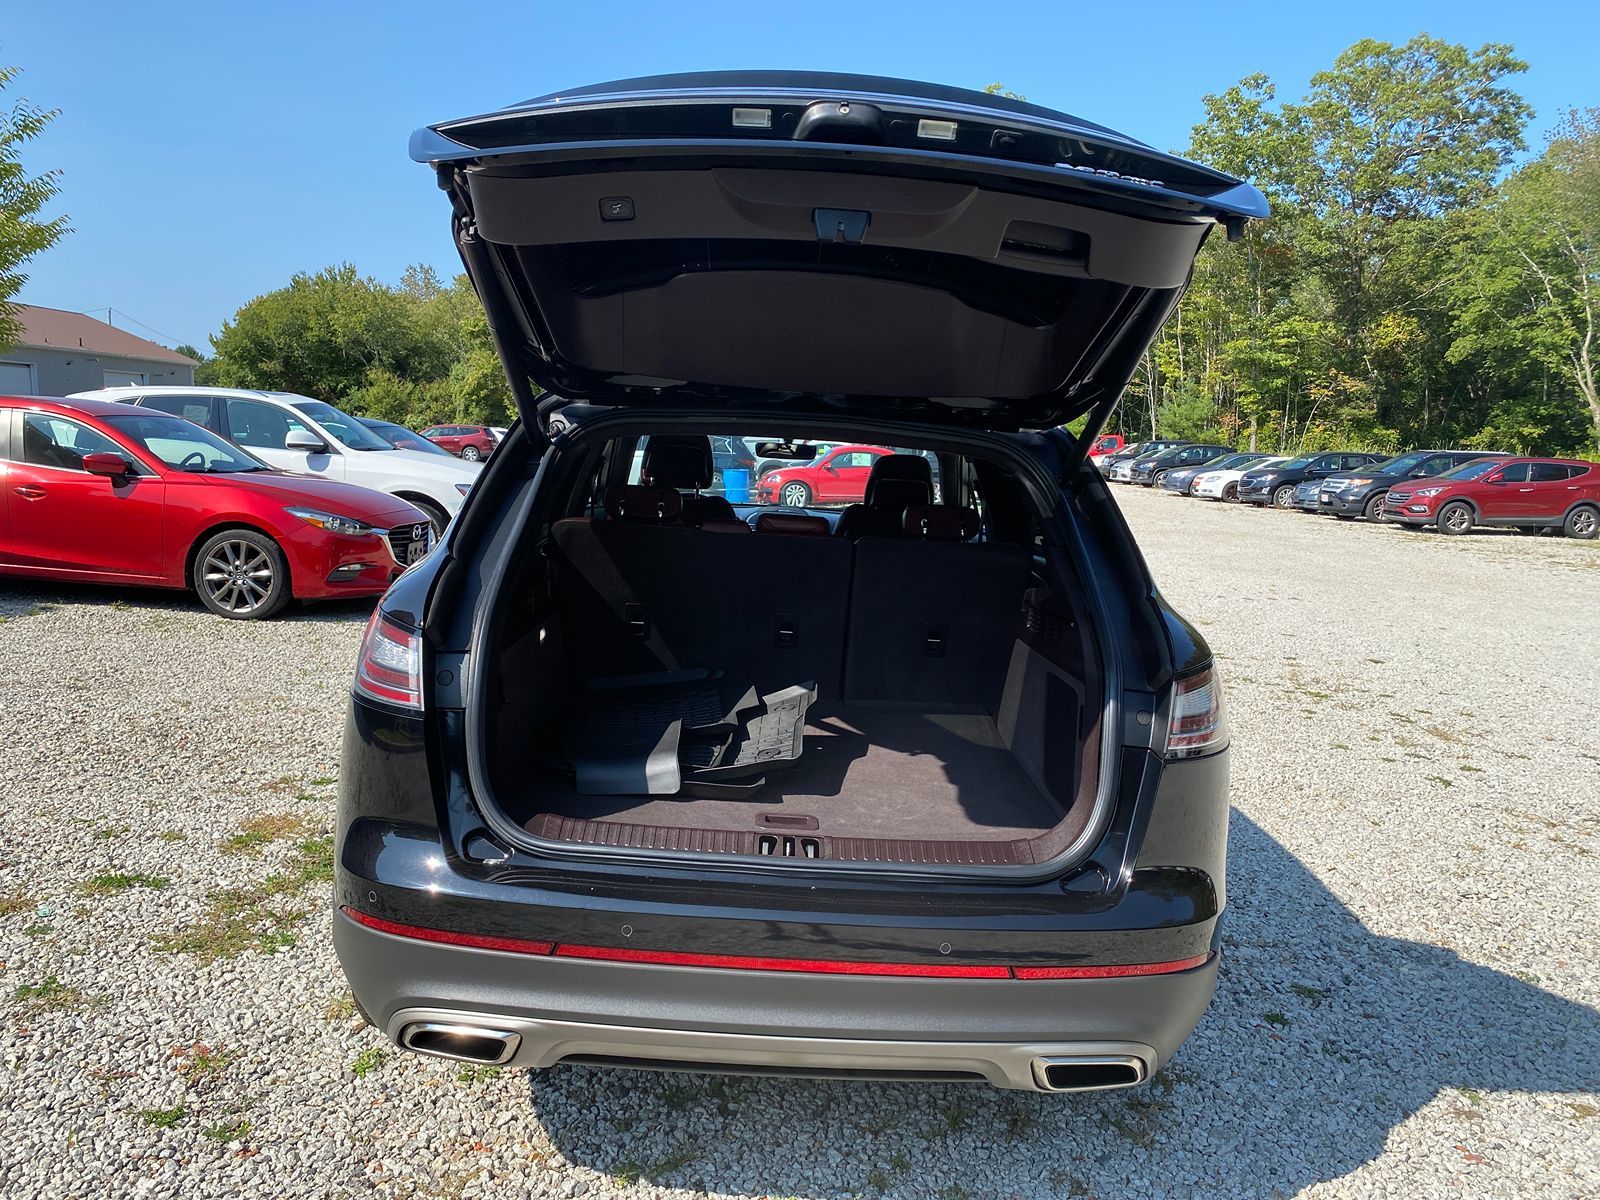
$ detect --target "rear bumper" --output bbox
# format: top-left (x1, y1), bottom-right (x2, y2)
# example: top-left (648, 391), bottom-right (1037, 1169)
top-left (334, 909), bottom-right (1219, 1090)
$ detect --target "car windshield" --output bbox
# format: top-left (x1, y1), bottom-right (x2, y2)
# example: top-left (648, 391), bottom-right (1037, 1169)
top-left (1273, 456), bottom-right (1313, 470)
top-left (1212, 454), bottom-right (1259, 470)
top-left (289, 399), bottom-right (394, 451)
top-left (1371, 452), bottom-right (1428, 475)
top-left (1434, 458), bottom-right (1503, 481)
top-left (378, 424), bottom-right (453, 456)
top-left (105, 413), bottom-right (268, 473)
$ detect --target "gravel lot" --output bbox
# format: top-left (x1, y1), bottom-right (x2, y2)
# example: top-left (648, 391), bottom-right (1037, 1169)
top-left (2, 488), bottom-right (1597, 1200)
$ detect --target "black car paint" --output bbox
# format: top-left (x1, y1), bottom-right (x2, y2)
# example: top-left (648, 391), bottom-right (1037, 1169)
top-left (1237, 453), bottom-right (1387, 506)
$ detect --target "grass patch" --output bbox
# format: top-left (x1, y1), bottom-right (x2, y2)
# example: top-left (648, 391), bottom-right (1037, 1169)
top-left (79, 872), bottom-right (170, 896)
top-left (308, 775), bottom-right (337, 787)
top-left (12, 976), bottom-right (89, 1011)
top-left (456, 1064), bottom-right (502, 1084)
top-left (1565, 1101), bottom-right (1598, 1120)
top-left (203, 1118), bottom-right (252, 1142)
top-left (172, 1043), bottom-right (234, 1084)
top-left (1290, 983), bottom-right (1329, 1002)
top-left (92, 825), bottom-right (130, 841)
top-left (152, 833), bottom-right (332, 961)
top-left (221, 813), bottom-right (314, 855)
top-left (349, 1048), bottom-right (385, 1078)
top-left (158, 829), bottom-right (188, 842)
top-left (1424, 775), bottom-right (1454, 788)
top-left (1262, 1011), bottom-right (1291, 1027)
top-left (323, 993), bottom-right (357, 1022)
top-left (23, 923), bottom-right (54, 937)
top-left (614, 1143), bottom-right (699, 1186)
top-left (0, 892), bottom-right (34, 918)
top-left (140, 1105), bottom-right (186, 1129)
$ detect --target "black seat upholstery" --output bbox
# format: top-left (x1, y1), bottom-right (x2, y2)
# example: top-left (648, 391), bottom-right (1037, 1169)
top-left (835, 454), bottom-right (933, 539)
top-left (641, 435), bottom-right (738, 526)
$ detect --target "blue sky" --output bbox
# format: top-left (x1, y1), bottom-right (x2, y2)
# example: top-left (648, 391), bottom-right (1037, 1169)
top-left (7, 0), bottom-right (1599, 349)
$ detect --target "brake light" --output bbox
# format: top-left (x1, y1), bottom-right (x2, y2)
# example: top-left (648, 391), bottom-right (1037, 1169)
top-left (1165, 665), bottom-right (1225, 759)
top-left (353, 609), bottom-right (422, 709)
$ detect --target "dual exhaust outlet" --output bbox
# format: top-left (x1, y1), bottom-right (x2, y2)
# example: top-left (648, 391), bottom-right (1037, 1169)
top-left (398, 1019), bottom-right (1147, 1092)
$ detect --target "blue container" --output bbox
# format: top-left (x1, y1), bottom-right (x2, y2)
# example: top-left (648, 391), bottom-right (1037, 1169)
top-left (723, 468), bottom-right (751, 503)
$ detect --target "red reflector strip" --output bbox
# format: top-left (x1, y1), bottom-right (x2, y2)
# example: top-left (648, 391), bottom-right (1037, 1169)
top-left (552, 943), bottom-right (1012, 978)
top-left (342, 909), bottom-right (1211, 980)
top-left (1012, 953), bottom-right (1212, 980)
top-left (341, 907), bottom-right (554, 956)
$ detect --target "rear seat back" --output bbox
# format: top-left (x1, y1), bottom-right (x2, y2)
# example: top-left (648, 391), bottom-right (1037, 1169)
top-left (844, 525), bottom-right (1032, 709)
top-left (551, 517), bottom-right (851, 697)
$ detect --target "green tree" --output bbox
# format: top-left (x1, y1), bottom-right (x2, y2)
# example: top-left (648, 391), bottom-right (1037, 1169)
top-left (205, 264), bottom-right (455, 400)
top-left (0, 62), bottom-right (68, 350)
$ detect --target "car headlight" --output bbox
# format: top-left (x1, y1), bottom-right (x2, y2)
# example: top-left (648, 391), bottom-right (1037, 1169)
top-left (285, 507), bottom-right (373, 536)
top-left (1412, 486), bottom-right (1446, 497)
top-left (454, 483), bottom-right (473, 497)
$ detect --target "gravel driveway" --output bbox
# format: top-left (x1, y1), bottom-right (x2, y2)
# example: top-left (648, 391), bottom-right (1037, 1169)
top-left (2, 489), bottom-right (1596, 1199)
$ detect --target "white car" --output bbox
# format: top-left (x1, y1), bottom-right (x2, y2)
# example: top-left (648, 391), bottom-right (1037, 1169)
top-left (1191, 455), bottom-right (1290, 501)
top-left (72, 386), bottom-right (480, 532)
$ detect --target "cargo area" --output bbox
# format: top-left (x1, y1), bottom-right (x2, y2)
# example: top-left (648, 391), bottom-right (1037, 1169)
top-left (477, 437), bottom-right (1104, 868)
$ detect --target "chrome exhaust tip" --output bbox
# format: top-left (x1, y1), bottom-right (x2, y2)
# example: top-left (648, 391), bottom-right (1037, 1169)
top-left (1030, 1054), bottom-right (1147, 1092)
top-left (399, 1021), bottom-right (522, 1065)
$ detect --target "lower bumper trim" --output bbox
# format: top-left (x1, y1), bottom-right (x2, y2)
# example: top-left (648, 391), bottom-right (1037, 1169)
top-left (386, 1005), bottom-right (1156, 1092)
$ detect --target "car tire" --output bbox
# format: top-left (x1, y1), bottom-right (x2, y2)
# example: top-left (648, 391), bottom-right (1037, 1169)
top-left (461, 445), bottom-right (482, 462)
top-left (1222, 483), bottom-right (1238, 502)
top-left (402, 497), bottom-right (451, 539)
top-left (1272, 484), bottom-right (1296, 508)
top-left (1437, 501), bottom-right (1475, 536)
top-left (1363, 493), bottom-right (1388, 523)
top-left (192, 529), bottom-right (291, 620)
top-left (1564, 506), bottom-right (1599, 540)
top-left (780, 482), bottom-right (812, 507)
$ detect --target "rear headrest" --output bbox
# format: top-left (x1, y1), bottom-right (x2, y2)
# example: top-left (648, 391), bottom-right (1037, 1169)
top-left (603, 485), bottom-right (682, 524)
top-left (903, 505), bottom-right (979, 541)
top-left (863, 453), bottom-right (933, 508)
top-left (699, 517), bottom-right (753, 534)
top-left (755, 512), bottom-right (831, 537)
top-left (641, 436), bottom-right (714, 490)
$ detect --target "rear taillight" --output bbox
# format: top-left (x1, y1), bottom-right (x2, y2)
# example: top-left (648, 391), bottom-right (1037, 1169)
top-left (1165, 665), bottom-right (1225, 759)
top-left (353, 609), bottom-right (422, 710)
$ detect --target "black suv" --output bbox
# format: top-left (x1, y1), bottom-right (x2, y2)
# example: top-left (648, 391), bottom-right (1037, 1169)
top-left (1237, 451), bottom-right (1388, 508)
top-left (333, 73), bottom-right (1262, 1094)
top-left (1315, 449), bottom-right (1509, 522)
top-left (1129, 443), bottom-right (1235, 487)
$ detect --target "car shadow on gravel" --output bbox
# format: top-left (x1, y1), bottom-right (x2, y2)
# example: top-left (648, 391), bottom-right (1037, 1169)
top-left (521, 812), bottom-right (1600, 1198)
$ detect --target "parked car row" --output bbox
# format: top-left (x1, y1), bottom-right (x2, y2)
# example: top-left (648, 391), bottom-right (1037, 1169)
top-left (0, 386), bottom-right (495, 620)
top-left (1100, 438), bottom-right (1600, 539)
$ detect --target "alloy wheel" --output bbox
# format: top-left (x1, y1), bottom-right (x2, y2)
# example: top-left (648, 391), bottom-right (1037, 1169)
top-left (781, 483), bottom-right (810, 507)
top-left (1273, 485), bottom-right (1295, 508)
top-left (461, 445), bottom-right (482, 462)
top-left (200, 540), bottom-right (275, 615)
top-left (1569, 508), bottom-right (1598, 538)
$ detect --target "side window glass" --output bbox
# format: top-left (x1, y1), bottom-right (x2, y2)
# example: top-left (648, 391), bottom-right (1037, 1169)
top-left (226, 400), bottom-right (307, 450)
top-left (21, 413), bottom-right (124, 471)
top-left (142, 395), bottom-right (213, 426)
top-left (1498, 463), bottom-right (1530, 483)
top-left (1313, 456), bottom-right (1339, 472)
top-left (1529, 463), bottom-right (1569, 483)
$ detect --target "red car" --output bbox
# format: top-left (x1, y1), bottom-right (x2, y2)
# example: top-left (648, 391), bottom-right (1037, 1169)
top-left (756, 443), bottom-right (895, 507)
top-left (419, 424), bottom-right (497, 461)
top-left (1384, 456), bottom-right (1600, 538)
top-left (1, 395), bottom-right (434, 618)
top-left (1087, 432), bottom-right (1126, 463)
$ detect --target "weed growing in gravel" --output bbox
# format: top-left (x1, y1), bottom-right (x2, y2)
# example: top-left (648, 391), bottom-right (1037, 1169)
top-left (0, 892), bottom-right (34, 917)
top-left (940, 1184), bottom-right (973, 1200)
top-left (23, 924), bottom-right (53, 937)
top-left (455, 1064), bottom-right (501, 1084)
top-left (220, 813), bottom-right (314, 855)
top-left (92, 825), bottom-right (130, 840)
top-left (153, 833), bottom-right (333, 961)
top-left (936, 1100), bottom-right (972, 1132)
top-left (158, 830), bottom-right (187, 842)
top-left (1566, 1102), bottom-right (1598, 1120)
top-left (349, 1048), bottom-right (385, 1078)
top-left (139, 1106), bottom-right (186, 1128)
top-left (1424, 775), bottom-right (1454, 788)
top-left (323, 993), bottom-right (357, 1022)
top-left (11, 976), bottom-right (90, 1011)
top-left (1291, 983), bottom-right (1330, 1002)
top-left (308, 775), bottom-right (337, 787)
top-left (172, 1043), bottom-right (234, 1085)
top-left (203, 1118), bottom-right (252, 1142)
top-left (614, 1143), bottom-right (699, 1186)
top-left (1263, 1011), bottom-right (1291, 1026)
top-left (79, 872), bottom-right (170, 896)
top-left (660, 1080), bottom-right (702, 1111)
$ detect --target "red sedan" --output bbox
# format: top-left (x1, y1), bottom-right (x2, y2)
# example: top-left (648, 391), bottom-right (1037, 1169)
top-left (419, 424), bottom-right (498, 461)
top-left (1, 395), bottom-right (434, 618)
top-left (756, 443), bottom-right (895, 507)
top-left (1384, 456), bottom-right (1600, 538)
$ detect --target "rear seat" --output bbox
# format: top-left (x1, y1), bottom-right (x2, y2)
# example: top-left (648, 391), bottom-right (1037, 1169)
top-left (551, 514), bottom-right (851, 698)
top-left (551, 497), bottom-right (1030, 710)
top-left (843, 505), bottom-right (1032, 709)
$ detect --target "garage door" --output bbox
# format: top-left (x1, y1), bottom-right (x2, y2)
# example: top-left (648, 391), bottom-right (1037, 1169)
top-left (0, 361), bottom-right (37, 394)
top-left (102, 369), bottom-right (149, 387)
